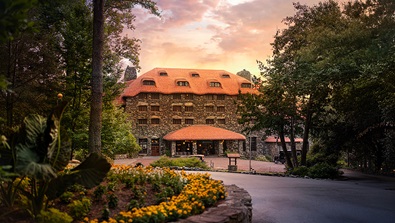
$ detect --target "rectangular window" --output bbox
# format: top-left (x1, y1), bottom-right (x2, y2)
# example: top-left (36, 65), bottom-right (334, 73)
top-left (173, 119), bottom-right (181, 124)
top-left (205, 94), bottom-right (215, 100)
top-left (185, 94), bottom-right (194, 100)
top-left (205, 106), bottom-right (214, 112)
top-left (185, 106), bottom-right (193, 112)
top-left (138, 93), bottom-right (147, 99)
top-left (173, 94), bottom-right (181, 99)
top-left (138, 105), bottom-right (147, 111)
top-left (138, 119), bottom-right (147, 125)
top-left (151, 105), bottom-right (160, 111)
top-left (206, 119), bottom-right (214, 124)
top-left (151, 118), bottom-right (160, 125)
top-left (151, 93), bottom-right (160, 99)
top-left (173, 105), bottom-right (182, 112)
top-left (217, 106), bottom-right (225, 112)
top-left (185, 119), bottom-right (194, 124)
top-left (241, 83), bottom-right (252, 88)
top-left (139, 138), bottom-right (148, 154)
top-left (217, 94), bottom-right (225, 100)
top-left (218, 118), bottom-right (226, 124)
top-left (250, 137), bottom-right (257, 151)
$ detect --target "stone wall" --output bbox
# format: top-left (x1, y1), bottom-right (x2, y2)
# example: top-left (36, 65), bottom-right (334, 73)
top-left (176, 184), bottom-right (252, 223)
top-left (124, 93), bottom-right (267, 156)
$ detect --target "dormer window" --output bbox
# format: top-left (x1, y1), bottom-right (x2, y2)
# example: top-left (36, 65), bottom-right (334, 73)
top-left (177, 81), bottom-right (189, 86)
top-left (209, 82), bottom-right (221, 87)
top-left (142, 80), bottom-right (155, 86)
top-left (191, 73), bottom-right (200, 77)
top-left (159, 72), bottom-right (168, 76)
top-left (221, 74), bottom-right (230, 78)
top-left (241, 83), bottom-right (252, 88)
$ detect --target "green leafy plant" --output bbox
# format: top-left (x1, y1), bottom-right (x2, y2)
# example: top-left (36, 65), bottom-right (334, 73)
top-left (107, 193), bottom-right (118, 209)
top-left (0, 102), bottom-right (112, 219)
top-left (59, 191), bottom-right (74, 204)
top-left (67, 197), bottom-right (91, 220)
top-left (37, 208), bottom-right (73, 223)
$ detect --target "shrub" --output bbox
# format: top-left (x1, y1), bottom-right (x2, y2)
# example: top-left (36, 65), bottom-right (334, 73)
top-left (59, 191), bottom-right (74, 204)
top-left (67, 197), bottom-right (91, 220)
top-left (289, 166), bottom-right (309, 177)
top-left (37, 208), bottom-right (73, 223)
top-left (254, 155), bottom-right (270, 162)
top-left (308, 163), bottom-right (340, 179)
top-left (150, 156), bottom-right (209, 169)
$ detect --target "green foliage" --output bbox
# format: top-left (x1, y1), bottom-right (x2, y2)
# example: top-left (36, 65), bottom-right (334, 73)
top-left (37, 208), bottom-right (73, 223)
top-left (101, 105), bottom-right (140, 159)
top-left (0, 103), bottom-right (111, 219)
top-left (150, 156), bottom-right (209, 169)
top-left (289, 166), bottom-right (309, 177)
top-left (254, 155), bottom-right (270, 162)
top-left (107, 193), bottom-right (118, 209)
top-left (67, 197), bottom-right (91, 220)
top-left (93, 185), bottom-right (107, 200)
top-left (307, 163), bottom-right (340, 179)
top-left (59, 191), bottom-right (74, 204)
top-left (288, 163), bottom-right (340, 179)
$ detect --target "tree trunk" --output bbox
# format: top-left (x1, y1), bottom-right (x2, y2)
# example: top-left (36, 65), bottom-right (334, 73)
top-left (290, 117), bottom-right (299, 167)
top-left (301, 100), bottom-right (312, 166)
top-left (279, 127), bottom-right (293, 169)
top-left (89, 0), bottom-right (105, 154)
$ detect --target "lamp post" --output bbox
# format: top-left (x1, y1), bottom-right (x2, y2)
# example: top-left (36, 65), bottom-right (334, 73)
top-left (249, 136), bottom-right (252, 173)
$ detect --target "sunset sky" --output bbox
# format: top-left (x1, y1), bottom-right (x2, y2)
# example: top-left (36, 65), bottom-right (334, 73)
top-left (127, 0), bottom-right (346, 76)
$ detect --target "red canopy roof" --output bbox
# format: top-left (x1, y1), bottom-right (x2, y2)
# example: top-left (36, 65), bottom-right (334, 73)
top-left (163, 125), bottom-right (246, 141)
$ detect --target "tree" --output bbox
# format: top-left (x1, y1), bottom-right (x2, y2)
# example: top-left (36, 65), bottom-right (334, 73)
top-left (88, 0), bottom-right (160, 153)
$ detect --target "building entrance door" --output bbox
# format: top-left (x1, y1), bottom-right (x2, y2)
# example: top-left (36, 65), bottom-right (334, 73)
top-left (151, 139), bottom-right (160, 156)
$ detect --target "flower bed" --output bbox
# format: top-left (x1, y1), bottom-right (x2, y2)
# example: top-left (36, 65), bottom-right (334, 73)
top-left (80, 165), bottom-right (226, 223)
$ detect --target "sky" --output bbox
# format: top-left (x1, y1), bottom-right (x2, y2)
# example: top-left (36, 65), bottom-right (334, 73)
top-left (126, 0), bottom-right (346, 76)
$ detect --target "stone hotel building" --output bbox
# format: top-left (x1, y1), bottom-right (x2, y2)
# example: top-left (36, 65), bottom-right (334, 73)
top-left (119, 67), bottom-right (301, 157)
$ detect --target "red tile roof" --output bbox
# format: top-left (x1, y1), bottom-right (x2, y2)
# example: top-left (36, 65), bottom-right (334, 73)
top-left (120, 68), bottom-right (257, 98)
top-left (163, 125), bottom-right (246, 141)
top-left (264, 136), bottom-right (303, 143)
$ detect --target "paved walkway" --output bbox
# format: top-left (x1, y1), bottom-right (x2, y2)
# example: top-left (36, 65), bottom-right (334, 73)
top-left (114, 156), bottom-right (286, 173)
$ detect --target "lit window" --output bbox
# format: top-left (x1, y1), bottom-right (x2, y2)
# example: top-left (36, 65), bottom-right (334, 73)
top-left (185, 94), bottom-right (194, 100)
top-left (138, 105), bottom-right (147, 111)
top-left (217, 106), bottom-right (225, 112)
top-left (217, 95), bottom-right (225, 100)
top-left (206, 119), bottom-right (214, 124)
top-left (205, 106), bottom-right (214, 112)
top-left (138, 119), bottom-right (147, 125)
top-left (151, 93), bottom-right (160, 99)
top-left (185, 119), bottom-right (194, 124)
top-left (151, 118), bottom-right (160, 125)
top-left (210, 82), bottom-right (221, 87)
top-left (173, 119), bottom-right (182, 124)
top-left (143, 80), bottom-right (155, 86)
top-left (138, 93), bottom-right (147, 99)
top-left (241, 83), bottom-right (252, 88)
top-left (151, 105), bottom-right (160, 111)
top-left (205, 94), bottom-right (215, 100)
top-left (173, 105), bottom-right (182, 112)
top-left (177, 81), bottom-right (189, 86)
top-left (173, 94), bottom-right (181, 99)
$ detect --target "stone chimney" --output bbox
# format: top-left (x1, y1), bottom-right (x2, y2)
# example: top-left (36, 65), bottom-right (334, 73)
top-left (237, 69), bottom-right (252, 81)
top-left (124, 66), bottom-right (137, 81)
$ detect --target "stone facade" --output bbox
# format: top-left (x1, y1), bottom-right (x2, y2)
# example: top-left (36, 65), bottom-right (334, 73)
top-left (124, 93), bottom-right (252, 156)
top-left (120, 68), bottom-right (301, 158)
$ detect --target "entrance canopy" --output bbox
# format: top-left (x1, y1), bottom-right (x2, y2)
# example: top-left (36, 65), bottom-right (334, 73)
top-left (163, 125), bottom-right (246, 141)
